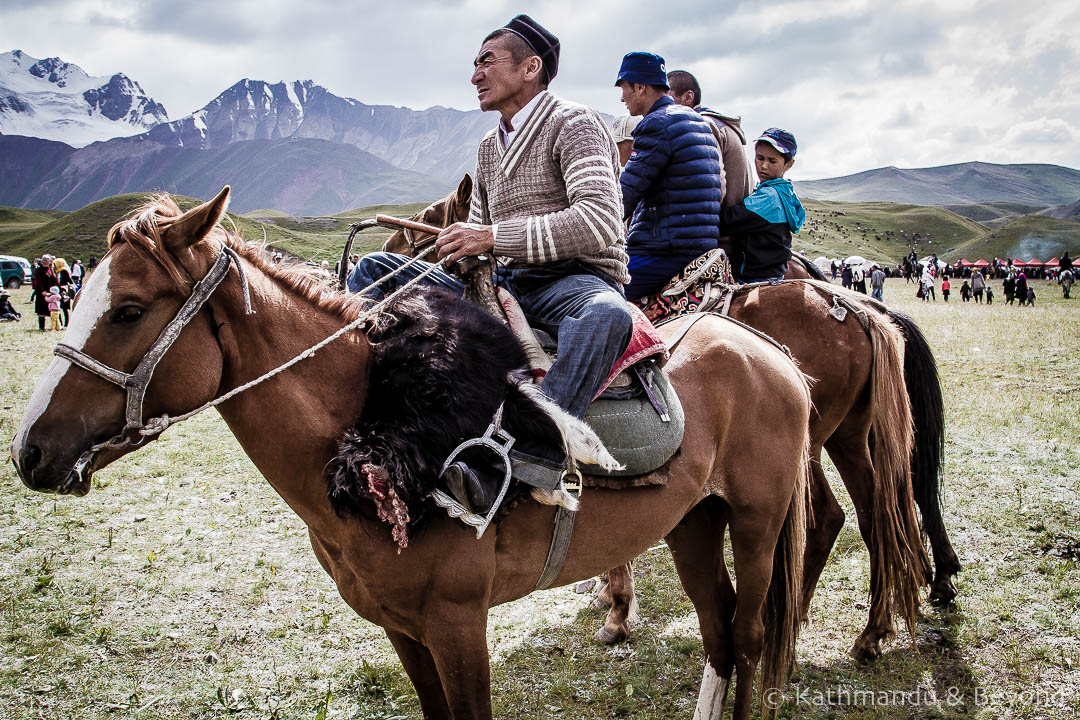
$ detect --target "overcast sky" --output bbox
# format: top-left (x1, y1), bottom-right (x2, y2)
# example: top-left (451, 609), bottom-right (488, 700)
top-left (3, 0), bottom-right (1077, 179)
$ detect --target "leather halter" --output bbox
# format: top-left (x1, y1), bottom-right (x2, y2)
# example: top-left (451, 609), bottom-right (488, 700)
top-left (54, 244), bottom-right (246, 453)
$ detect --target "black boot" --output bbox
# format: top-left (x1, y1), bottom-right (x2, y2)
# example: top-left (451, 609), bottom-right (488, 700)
top-left (442, 461), bottom-right (501, 516)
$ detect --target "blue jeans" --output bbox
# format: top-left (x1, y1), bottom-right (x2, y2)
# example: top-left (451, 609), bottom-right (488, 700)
top-left (625, 251), bottom-right (701, 300)
top-left (871, 286), bottom-right (883, 300)
top-left (349, 253), bottom-right (633, 419)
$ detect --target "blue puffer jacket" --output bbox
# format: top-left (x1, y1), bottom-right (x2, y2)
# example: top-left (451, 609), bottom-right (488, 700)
top-left (621, 96), bottom-right (724, 255)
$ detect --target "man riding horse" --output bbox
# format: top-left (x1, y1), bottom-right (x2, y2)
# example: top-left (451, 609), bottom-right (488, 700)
top-left (348, 15), bottom-right (632, 514)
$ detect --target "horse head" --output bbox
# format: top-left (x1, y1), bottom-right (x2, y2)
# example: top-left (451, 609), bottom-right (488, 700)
top-left (382, 174), bottom-right (473, 255)
top-left (11, 188), bottom-right (236, 495)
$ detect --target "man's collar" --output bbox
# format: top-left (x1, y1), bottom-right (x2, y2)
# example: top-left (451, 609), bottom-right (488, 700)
top-left (647, 95), bottom-right (675, 116)
top-left (499, 91), bottom-right (548, 139)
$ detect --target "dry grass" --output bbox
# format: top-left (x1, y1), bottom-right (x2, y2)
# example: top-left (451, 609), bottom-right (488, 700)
top-left (1, 276), bottom-right (1078, 719)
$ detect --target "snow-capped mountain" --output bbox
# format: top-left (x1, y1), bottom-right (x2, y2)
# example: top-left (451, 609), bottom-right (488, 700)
top-left (0, 50), bottom-right (168, 146)
top-left (144, 78), bottom-right (494, 182)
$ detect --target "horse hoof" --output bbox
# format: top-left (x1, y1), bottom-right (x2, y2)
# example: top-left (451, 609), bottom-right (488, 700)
top-left (929, 581), bottom-right (958, 607)
top-left (850, 636), bottom-right (883, 662)
top-left (595, 624), bottom-right (628, 646)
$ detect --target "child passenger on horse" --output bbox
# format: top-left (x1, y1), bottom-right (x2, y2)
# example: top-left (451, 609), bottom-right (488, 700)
top-left (716, 128), bottom-right (805, 283)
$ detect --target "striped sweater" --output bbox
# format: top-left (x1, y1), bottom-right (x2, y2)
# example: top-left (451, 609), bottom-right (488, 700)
top-left (469, 92), bottom-right (630, 284)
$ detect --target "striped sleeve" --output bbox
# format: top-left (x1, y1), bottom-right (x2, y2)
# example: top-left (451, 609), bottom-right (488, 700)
top-left (493, 107), bottom-right (624, 263)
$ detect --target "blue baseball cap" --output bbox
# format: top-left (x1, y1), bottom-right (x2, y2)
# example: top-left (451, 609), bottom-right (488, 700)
top-left (614, 52), bottom-right (668, 88)
top-left (755, 127), bottom-right (797, 157)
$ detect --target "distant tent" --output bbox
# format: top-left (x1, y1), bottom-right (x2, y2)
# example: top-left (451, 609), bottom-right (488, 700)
top-left (1027, 258), bottom-right (1044, 266)
top-left (973, 259), bottom-right (990, 267)
top-left (1011, 258), bottom-right (1026, 266)
top-left (1045, 257), bottom-right (1059, 266)
top-left (959, 258), bottom-right (973, 266)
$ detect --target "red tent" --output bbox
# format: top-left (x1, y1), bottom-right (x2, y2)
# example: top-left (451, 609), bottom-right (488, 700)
top-left (973, 259), bottom-right (990, 267)
top-left (1027, 258), bottom-right (1044, 266)
top-left (959, 258), bottom-right (973, 266)
top-left (1011, 258), bottom-right (1026, 266)
top-left (1045, 257), bottom-right (1059, 266)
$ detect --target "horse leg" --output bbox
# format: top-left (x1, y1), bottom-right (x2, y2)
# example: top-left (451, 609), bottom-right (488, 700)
top-left (727, 503), bottom-right (790, 720)
top-left (665, 497), bottom-right (736, 720)
top-left (924, 504), bottom-right (962, 606)
top-left (594, 561), bottom-right (638, 645)
top-left (385, 630), bottom-right (452, 720)
top-left (800, 453), bottom-right (846, 623)
top-left (825, 433), bottom-right (897, 661)
top-left (423, 617), bottom-right (493, 720)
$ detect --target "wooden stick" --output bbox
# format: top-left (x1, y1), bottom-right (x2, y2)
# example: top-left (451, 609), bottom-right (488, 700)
top-left (375, 214), bottom-right (443, 235)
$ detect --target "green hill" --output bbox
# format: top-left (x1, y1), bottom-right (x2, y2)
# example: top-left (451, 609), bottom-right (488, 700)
top-left (946, 215), bottom-right (1080, 262)
top-left (943, 201), bottom-right (1048, 227)
top-left (795, 201), bottom-right (987, 265)
top-left (0, 194), bottom-right (431, 264)
top-left (10, 191), bottom-right (1070, 272)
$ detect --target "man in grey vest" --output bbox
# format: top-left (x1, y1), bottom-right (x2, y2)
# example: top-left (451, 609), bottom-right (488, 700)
top-left (667, 70), bottom-right (752, 271)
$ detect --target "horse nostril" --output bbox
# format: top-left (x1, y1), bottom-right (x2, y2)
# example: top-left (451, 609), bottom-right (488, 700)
top-left (20, 443), bottom-right (43, 480)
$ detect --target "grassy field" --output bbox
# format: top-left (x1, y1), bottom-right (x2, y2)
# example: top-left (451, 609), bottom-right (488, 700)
top-left (1, 273), bottom-right (1079, 719)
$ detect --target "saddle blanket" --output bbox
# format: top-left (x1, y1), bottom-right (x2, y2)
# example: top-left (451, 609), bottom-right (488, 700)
top-left (497, 288), bottom-right (668, 399)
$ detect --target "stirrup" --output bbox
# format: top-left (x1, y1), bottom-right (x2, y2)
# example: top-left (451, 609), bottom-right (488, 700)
top-left (431, 402), bottom-right (515, 539)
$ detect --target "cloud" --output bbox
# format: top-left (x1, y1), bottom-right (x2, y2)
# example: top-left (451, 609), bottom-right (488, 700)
top-left (1002, 117), bottom-right (1078, 146)
top-left (2, 0), bottom-right (1079, 178)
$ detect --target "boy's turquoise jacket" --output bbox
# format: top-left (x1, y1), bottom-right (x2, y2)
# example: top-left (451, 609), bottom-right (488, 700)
top-left (718, 178), bottom-right (805, 281)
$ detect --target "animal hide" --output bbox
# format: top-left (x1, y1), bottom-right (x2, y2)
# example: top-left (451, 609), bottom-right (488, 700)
top-left (325, 287), bottom-right (610, 549)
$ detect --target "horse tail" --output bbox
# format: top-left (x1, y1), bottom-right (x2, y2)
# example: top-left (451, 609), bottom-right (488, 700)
top-left (887, 310), bottom-right (951, 568)
top-left (865, 309), bottom-right (932, 638)
top-left (795, 254), bottom-right (829, 281)
top-left (760, 426), bottom-right (810, 711)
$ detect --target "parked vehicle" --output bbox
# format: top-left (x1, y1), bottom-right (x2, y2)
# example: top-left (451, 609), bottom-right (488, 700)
top-left (0, 255), bottom-right (32, 289)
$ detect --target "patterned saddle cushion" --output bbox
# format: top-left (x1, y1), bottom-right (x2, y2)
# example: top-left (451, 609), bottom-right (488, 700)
top-left (635, 248), bottom-right (733, 323)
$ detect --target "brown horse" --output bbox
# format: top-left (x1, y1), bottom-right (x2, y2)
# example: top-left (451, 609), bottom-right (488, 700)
top-left (11, 188), bottom-right (814, 720)
top-left (381, 174), bottom-right (473, 255)
top-left (380, 185), bottom-right (941, 660)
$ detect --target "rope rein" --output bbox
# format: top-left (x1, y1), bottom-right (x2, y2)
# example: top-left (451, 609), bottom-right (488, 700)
top-left (138, 244), bottom-right (445, 437)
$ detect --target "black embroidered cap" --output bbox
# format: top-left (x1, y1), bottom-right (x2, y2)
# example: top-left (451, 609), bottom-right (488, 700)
top-left (502, 14), bottom-right (560, 83)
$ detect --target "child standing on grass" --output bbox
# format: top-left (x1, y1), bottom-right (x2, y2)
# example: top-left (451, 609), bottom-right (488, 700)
top-left (45, 285), bottom-right (62, 330)
top-left (985, 285), bottom-right (994, 304)
top-left (942, 277), bottom-right (951, 301)
top-left (1026, 285), bottom-right (1036, 306)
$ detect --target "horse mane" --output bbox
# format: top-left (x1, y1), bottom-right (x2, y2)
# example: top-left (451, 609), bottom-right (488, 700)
top-left (107, 193), bottom-right (369, 319)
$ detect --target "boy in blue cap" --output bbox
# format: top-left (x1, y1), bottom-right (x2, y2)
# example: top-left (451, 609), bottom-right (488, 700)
top-left (615, 51), bottom-right (724, 299)
top-left (718, 127), bottom-right (805, 282)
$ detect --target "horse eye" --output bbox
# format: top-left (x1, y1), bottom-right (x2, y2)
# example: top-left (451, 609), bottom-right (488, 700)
top-left (111, 305), bottom-right (144, 323)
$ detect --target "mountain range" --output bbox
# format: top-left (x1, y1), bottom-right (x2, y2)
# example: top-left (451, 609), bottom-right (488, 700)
top-left (794, 162), bottom-right (1080, 207)
top-left (1, 50), bottom-right (168, 146)
top-left (1, 51), bottom-right (1079, 217)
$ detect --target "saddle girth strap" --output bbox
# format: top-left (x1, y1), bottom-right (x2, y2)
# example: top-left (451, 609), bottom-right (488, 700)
top-left (535, 506), bottom-right (577, 590)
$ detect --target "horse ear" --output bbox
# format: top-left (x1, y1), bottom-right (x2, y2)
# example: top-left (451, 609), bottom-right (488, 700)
top-left (456, 174), bottom-right (473, 208)
top-left (162, 186), bottom-right (231, 253)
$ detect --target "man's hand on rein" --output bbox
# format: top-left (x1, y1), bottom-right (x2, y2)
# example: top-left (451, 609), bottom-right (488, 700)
top-left (436, 222), bottom-right (495, 263)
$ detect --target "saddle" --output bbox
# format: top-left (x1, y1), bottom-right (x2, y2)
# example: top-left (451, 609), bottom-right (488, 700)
top-left (497, 287), bottom-right (684, 480)
top-left (634, 248), bottom-right (733, 323)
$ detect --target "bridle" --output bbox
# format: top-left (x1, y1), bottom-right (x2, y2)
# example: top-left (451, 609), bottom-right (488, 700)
top-left (54, 244), bottom-right (251, 463)
top-left (54, 237), bottom-right (448, 488)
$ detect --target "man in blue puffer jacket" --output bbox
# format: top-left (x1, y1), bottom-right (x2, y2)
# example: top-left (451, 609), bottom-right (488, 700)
top-left (615, 52), bottom-right (724, 300)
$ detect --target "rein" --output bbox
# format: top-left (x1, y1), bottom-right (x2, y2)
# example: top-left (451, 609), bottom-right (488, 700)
top-left (56, 238), bottom-right (445, 480)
